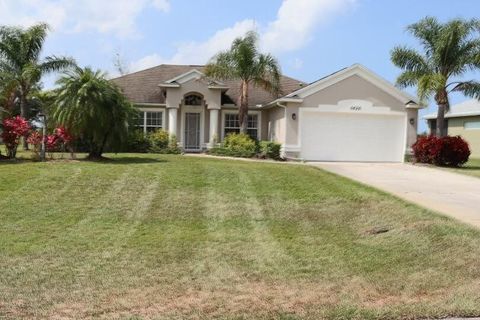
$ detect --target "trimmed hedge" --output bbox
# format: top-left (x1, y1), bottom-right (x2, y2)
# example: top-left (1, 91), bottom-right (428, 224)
top-left (127, 129), bottom-right (181, 154)
top-left (209, 133), bottom-right (282, 160)
top-left (258, 141), bottom-right (282, 160)
top-left (412, 135), bottom-right (470, 167)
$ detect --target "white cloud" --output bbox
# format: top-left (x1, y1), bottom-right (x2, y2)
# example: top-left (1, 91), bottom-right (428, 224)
top-left (130, 0), bottom-right (355, 71)
top-left (292, 58), bottom-right (304, 70)
top-left (129, 19), bottom-right (257, 71)
top-left (129, 53), bottom-right (165, 72)
top-left (152, 0), bottom-right (170, 12)
top-left (262, 0), bottom-right (355, 52)
top-left (0, 0), bottom-right (170, 37)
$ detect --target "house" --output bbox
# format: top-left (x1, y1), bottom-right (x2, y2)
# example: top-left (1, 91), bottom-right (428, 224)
top-left (424, 99), bottom-right (480, 157)
top-left (112, 63), bottom-right (420, 162)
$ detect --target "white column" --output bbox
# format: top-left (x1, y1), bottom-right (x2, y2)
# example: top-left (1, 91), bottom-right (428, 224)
top-left (168, 108), bottom-right (178, 137)
top-left (209, 109), bottom-right (219, 147)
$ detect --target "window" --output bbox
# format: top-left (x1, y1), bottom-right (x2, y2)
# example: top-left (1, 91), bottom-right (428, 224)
top-left (224, 113), bottom-right (259, 140)
top-left (136, 111), bottom-right (163, 133)
top-left (464, 120), bottom-right (480, 130)
top-left (184, 94), bottom-right (203, 106)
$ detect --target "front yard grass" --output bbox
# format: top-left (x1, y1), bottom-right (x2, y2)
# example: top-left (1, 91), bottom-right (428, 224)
top-left (449, 157), bottom-right (480, 178)
top-left (2, 154), bottom-right (480, 319)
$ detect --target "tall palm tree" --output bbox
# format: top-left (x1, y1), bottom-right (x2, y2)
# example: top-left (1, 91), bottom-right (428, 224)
top-left (205, 31), bottom-right (281, 134)
top-left (0, 23), bottom-right (75, 147)
top-left (53, 67), bottom-right (136, 159)
top-left (391, 17), bottom-right (480, 137)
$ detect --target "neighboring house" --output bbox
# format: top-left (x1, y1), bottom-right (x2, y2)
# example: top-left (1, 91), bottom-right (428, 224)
top-left (112, 63), bottom-right (420, 162)
top-left (424, 99), bottom-right (480, 157)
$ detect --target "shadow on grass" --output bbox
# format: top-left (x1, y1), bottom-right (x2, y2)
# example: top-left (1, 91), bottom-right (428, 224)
top-left (92, 156), bottom-right (168, 164)
top-left (0, 155), bottom-right (168, 165)
top-left (457, 165), bottom-right (480, 171)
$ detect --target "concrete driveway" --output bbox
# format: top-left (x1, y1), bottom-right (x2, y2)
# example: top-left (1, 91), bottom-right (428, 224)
top-left (311, 162), bottom-right (480, 228)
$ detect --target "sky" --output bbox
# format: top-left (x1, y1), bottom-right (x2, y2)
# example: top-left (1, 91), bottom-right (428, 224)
top-left (2, 0), bottom-right (480, 132)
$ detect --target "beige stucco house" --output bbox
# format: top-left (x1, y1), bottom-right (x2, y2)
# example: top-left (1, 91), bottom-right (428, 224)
top-left (113, 63), bottom-right (420, 162)
top-left (425, 99), bottom-right (480, 157)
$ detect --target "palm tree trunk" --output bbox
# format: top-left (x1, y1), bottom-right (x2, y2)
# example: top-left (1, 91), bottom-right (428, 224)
top-left (436, 103), bottom-right (448, 137)
top-left (19, 92), bottom-right (29, 150)
top-left (239, 80), bottom-right (249, 134)
top-left (434, 89), bottom-right (449, 137)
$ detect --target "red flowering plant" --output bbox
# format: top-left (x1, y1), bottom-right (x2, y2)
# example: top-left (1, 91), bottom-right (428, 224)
top-left (27, 131), bottom-right (43, 159)
top-left (43, 127), bottom-right (75, 159)
top-left (412, 135), bottom-right (470, 167)
top-left (1, 116), bottom-right (31, 159)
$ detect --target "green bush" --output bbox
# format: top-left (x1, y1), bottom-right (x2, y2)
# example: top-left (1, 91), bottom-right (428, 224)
top-left (149, 130), bottom-right (182, 154)
top-left (259, 141), bottom-right (282, 160)
top-left (167, 134), bottom-right (182, 154)
top-left (208, 133), bottom-right (257, 158)
top-left (148, 129), bottom-right (170, 151)
top-left (127, 129), bottom-right (150, 153)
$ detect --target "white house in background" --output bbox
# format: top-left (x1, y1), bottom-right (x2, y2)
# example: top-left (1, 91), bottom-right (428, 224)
top-left (112, 63), bottom-right (421, 162)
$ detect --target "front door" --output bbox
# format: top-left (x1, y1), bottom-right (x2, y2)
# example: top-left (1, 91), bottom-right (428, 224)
top-left (184, 112), bottom-right (201, 150)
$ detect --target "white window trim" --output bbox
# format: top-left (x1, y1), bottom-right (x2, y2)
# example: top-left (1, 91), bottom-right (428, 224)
top-left (221, 110), bottom-right (262, 141)
top-left (137, 108), bottom-right (166, 134)
top-left (464, 120), bottom-right (480, 130)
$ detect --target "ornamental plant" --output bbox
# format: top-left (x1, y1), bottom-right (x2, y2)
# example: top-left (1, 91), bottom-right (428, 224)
top-left (27, 131), bottom-right (43, 159)
top-left (412, 135), bottom-right (470, 167)
top-left (1, 116), bottom-right (31, 158)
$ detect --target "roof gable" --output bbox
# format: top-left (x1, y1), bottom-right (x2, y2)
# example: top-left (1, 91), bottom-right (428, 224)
top-left (286, 64), bottom-right (418, 106)
top-left (112, 64), bottom-right (305, 106)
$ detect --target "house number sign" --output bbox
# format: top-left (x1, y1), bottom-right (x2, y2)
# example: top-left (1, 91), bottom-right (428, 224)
top-left (350, 105), bottom-right (362, 111)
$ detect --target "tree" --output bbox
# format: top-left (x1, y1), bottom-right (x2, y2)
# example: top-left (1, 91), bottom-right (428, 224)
top-left (205, 31), bottom-right (281, 134)
top-left (0, 23), bottom-right (75, 148)
top-left (52, 67), bottom-right (136, 159)
top-left (113, 52), bottom-right (129, 76)
top-left (391, 17), bottom-right (480, 137)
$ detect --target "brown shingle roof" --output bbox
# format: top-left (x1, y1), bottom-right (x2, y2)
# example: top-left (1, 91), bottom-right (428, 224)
top-left (111, 64), bottom-right (306, 106)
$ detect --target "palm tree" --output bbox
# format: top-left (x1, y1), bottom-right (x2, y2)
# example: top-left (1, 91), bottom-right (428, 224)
top-left (0, 23), bottom-right (75, 148)
top-left (391, 17), bottom-right (480, 137)
top-left (205, 31), bottom-right (281, 134)
top-left (53, 67), bottom-right (136, 159)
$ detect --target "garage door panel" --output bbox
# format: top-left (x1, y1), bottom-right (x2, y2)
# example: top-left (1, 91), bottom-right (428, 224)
top-left (300, 112), bottom-right (406, 162)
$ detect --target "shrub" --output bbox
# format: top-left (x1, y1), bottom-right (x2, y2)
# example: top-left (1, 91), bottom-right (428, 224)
top-left (27, 131), bottom-right (43, 160)
top-left (412, 135), bottom-right (470, 167)
top-left (218, 133), bottom-right (257, 158)
top-left (148, 129), bottom-right (170, 151)
top-left (127, 129), bottom-right (150, 153)
top-left (167, 134), bottom-right (181, 154)
top-left (258, 141), bottom-right (282, 160)
top-left (1, 116), bottom-right (31, 159)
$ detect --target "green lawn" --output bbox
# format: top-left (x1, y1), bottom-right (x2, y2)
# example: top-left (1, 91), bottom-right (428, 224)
top-left (2, 154), bottom-right (480, 319)
top-left (449, 158), bottom-right (480, 178)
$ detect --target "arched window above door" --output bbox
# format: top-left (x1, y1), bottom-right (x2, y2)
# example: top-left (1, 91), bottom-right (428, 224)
top-left (184, 94), bottom-right (203, 106)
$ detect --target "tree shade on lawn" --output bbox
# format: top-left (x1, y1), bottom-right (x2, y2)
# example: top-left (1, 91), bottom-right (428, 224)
top-left (391, 17), bottom-right (480, 137)
top-left (52, 67), bottom-right (136, 159)
top-left (0, 23), bottom-right (75, 148)
top-left (2, 154), bottom-right (480, 319)
top-left (205, 31), bottom-right (281, 134)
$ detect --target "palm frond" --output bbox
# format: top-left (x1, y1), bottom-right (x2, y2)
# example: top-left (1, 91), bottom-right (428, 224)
top-left (391, 46), bottom-right (430, 73)
top-left (253, 53), bottom-right (282, 97)
top-left (205, 51), bottom-right (237, 80)
top-left (417, 73), bottom-right (446, 103)
top-left (40, 55), bottom-right (76, 74)
top-left (23, 23), bottom-right (49, 62)
top-left (450, 80), bottom-right (480, 100)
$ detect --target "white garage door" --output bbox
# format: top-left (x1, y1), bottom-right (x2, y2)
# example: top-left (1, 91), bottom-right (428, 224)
top-left (300, 111), bottom-right (406, 162)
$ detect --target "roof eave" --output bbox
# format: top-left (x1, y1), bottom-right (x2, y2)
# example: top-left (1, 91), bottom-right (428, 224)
top-left (262, 97), bottom-right (304, 108)
top-left (159, 83), bottom-right (180, 88)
